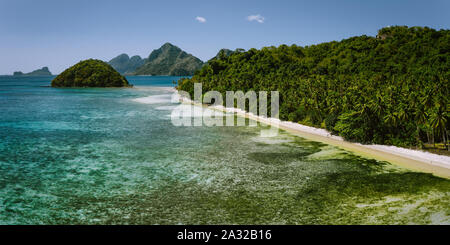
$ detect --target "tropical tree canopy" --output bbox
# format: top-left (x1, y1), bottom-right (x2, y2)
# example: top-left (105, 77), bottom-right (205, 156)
top-left (178, 26), bottom-right (449, 148)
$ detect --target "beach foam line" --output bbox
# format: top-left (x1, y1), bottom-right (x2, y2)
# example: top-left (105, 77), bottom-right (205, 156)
top-left (132, 94), bottom-right (172, 104)
top-left (155, 105), bottom-right (178, 111)
top-left (363, 144), bottom-right (450, 170)
top-left (179, 95), bottom-right (450, 179)
top-left (169, 104), bottom-right (224, 118)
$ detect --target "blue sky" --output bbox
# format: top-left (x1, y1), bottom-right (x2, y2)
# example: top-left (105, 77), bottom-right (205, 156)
top-left (0, 0), bottom-right (449, 74)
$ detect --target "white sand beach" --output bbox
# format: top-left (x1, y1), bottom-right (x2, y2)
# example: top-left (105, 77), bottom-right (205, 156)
top-left (178, 94), bottom-right (450, 179)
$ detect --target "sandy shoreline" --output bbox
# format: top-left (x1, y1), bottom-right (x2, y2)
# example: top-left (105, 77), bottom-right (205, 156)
top-left (177, 95), bottom-right (450, 179)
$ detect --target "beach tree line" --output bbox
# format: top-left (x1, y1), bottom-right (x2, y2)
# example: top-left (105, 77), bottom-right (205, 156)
top-left (177, 26), bottom-right (449, 149)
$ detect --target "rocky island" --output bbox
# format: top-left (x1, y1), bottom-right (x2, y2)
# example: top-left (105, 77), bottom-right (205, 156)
top-left (13, 67), bottom-right (52, 76)
top-left (108, 54), bottom-right (146, 75)
top-left (134, 43), bottom-right (203, 76)
top-left (51, 59), bottom-right (131, 87)
top-left (108, 43), bottom-right (204, 76)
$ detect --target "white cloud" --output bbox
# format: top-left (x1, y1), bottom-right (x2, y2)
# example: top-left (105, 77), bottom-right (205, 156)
top-left (247, 14), bottom-right (265, 23)
top-left (195, 16), bottom-right (206, 23)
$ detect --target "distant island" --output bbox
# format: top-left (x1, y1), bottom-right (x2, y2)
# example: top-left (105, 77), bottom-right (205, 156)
top-left (108, 54), bottom-right (146, 75)
top-left (51, 59), bottom-right (131, 87)
top-left (108, 43), bottom-right (203, 76)
top-left (13, 67), bottom-right (52, 76)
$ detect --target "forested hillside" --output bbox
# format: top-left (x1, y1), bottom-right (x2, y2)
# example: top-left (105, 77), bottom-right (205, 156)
top-left (178, 26), bottom-right (449, 148)
top-left (52, 59), bottom-right (130, 87)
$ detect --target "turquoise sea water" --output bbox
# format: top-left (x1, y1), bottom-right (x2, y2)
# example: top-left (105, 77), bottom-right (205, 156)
top-left (0, 76), bottom-right (449, 224)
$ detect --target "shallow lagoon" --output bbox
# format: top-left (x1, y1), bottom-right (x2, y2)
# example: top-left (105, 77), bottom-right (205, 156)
top-left (0, 76), bottom-right (448, 224)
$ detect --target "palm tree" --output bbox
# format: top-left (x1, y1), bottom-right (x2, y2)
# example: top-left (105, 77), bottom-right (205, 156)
top-left (430, 104), bottom-right (448, 150)
top-left (384, 111), bottom-right (398, 127)
top-left (372, 93), bottom-right (385, 118)
top-left (414, 106), bottom-right (428, 147)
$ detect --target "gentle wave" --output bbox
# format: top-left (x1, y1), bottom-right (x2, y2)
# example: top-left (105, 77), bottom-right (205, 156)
top-left (169, 104), bottom-right (224, 118)
top-left (132, 92), bottom-right (181, 105)
top-left (132, 94), bottom-right (172, 104)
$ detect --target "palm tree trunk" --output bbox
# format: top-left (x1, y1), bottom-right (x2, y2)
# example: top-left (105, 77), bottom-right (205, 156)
top-left (445, 128), bottom-right (449, 151)
top-left (443, 130), bottom-right (446, 150)
top-left (416, 125), bottom-right (422, 148)
top-left (432, 129), bottom-right (435, 147)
